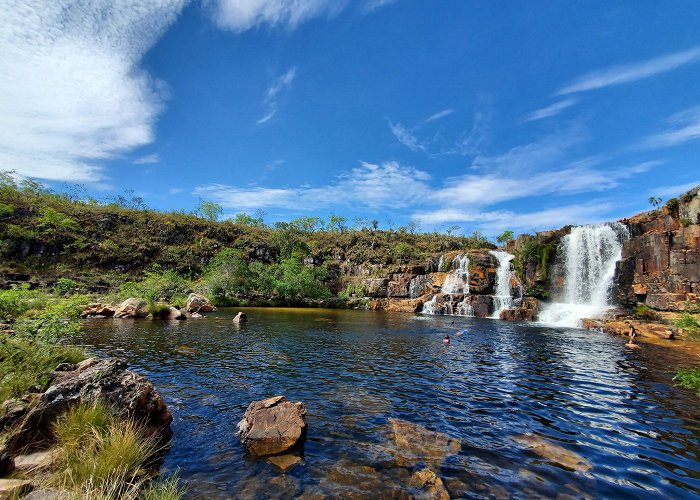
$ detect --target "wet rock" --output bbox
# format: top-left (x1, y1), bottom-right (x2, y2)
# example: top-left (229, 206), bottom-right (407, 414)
top-left (237, 396), bottom-right (307, 456)
top-left (267, 453), bottom-right (302, 471)
top-left (3, 358), bottom-right (172, 454)
top-left (0, 479), bottom-right (32, 497)
top-left (388, 418), bottom-right (461, 467)
top-left (79, 303), bottom-right (116, 318)
top-left (113, 298), bottom-right (149, 319)
top-left (514, 433), bottom-right (592, 472)
top-left (409, 468), bottom-right (450, 500)
top-left (167, 306), bottom-right (186, 320)
top-left (233, 311), bottom-right (248, 323)
top-left (185, 293), bottom-right (216, 314)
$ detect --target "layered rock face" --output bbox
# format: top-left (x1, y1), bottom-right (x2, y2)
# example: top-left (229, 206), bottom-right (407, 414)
top-left (354, 250), bottom-right (501, 317)
top-left (617, 188), bottom-right (700, 311)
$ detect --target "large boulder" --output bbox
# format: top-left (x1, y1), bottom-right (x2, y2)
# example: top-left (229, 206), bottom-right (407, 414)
top-left (2, 358), bottom-right (172, 454)
top-left (185, 293), bottom-right (217, 314)
top-left (80, 303), bottom-right (116, 318)
top-left (113, 298), bottom-right (149, 319)
top-left (236, 396), bottom-right (307, 456)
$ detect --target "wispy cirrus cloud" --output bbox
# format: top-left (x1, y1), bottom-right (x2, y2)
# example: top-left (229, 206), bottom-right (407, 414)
top-left (652, 181), bottom-right (700, 199)
top-left (133, 153), bottom-right (160, 165)
top-left (210, 0), bottom-right (347, 32)
top-left (194, 161), bottom-right (431, 211)
top-left (362, 0), bottom-right (399, 13)
top-left (638, 105), bottom-right (700, 149)
top-left (257, 67), bottom-right (296, 125)
top-left (0, 0), bottom-right (186, 182)
top-left (522, 98), bottom-right (577, 122)
top-left (557, 45), bottom-right (700, 95)
top-left (424, 108), bottom-right (453, 123)
top-left (388, 121), bottom-right (426, 152)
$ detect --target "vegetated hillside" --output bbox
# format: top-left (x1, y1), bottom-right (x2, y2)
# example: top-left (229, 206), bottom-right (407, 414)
top-left (0, 177), bottom-right (494, 295)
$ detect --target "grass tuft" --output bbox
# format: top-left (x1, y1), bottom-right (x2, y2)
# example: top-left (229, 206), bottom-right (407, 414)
top-left (674, 367), bottom-right (700, 396)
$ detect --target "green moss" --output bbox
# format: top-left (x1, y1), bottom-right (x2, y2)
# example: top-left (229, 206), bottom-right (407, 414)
top-left (674, 367), bottom-right (700, 396)
top-left (634, 304), bottom-right (657, 321)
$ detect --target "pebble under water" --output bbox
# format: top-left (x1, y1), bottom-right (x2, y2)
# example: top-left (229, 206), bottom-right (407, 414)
top-left (77, 308), bottom-right (700, 499)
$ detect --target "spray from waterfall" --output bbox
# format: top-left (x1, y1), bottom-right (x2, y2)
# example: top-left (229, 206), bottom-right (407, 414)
top-left (538, 222), bottom-right (628, 328)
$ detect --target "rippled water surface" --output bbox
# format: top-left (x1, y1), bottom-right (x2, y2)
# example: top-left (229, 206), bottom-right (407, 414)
top-left (77, 308), bottom-right (700, 499)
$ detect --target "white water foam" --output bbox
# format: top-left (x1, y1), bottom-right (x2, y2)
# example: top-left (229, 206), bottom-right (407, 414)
top-left (489, 250), bottom-right (516, 319)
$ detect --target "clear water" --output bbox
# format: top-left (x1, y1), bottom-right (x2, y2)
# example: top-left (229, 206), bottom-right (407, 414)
top-left (77, 308), bottom-right (700, 499)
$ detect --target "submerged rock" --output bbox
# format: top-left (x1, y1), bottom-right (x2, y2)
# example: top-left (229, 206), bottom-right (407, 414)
top-left (185, 293), bottom-right (216, 314)
top-left (513, 433), bottom-right (592, 472)
top-left (409, 468), bottom-right (450, 500)
top-left (3, 358), bottom-right (172, 454)
top-left (113, 298), bottom-right (149, 319)
top-left (237, 396), bottom-right (307, 456)
top-left (387, 418), bottom-right (461, 466)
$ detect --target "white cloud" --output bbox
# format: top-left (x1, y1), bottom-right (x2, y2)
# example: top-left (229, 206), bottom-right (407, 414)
top-left (0, 0), bottom-right (186, 182)
top-left (522, 98), bottom-right (577, 122)
top-left (194, 161), bottom-right (431, 210)
top-left (388, 121), bottom-right (426, 152)
top-left (653, 181), bottom-right (700, 199)
top-left (413, 201), bottom-right (616, 233)
top-left (638, 106), bottom-right (700, 149)
top-left (557, 45), bottom-right (700, 95)
top-left (257, 67), bottom-right (296, 125)
top-left (362, 0), bottom-right (399, 13)
top-left (133, 153), bottom-right (160, 165)
top-left (168, 187), bottom-right (184, 195)
top-left (424, 108), bottom-right (453, 123)
top-left (210, 0), bottom-right (348, 32)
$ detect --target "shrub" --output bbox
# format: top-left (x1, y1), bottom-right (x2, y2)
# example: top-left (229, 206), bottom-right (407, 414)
top-left (680, 217), bottom-right (692, 227)
top-left (674, 313), bottom-right (700, 336)
top-left (0, 202), bottom-right (14, 217)
top-left (15, 294), bottom-right (89, 341)
top-left (633, 304), bottom-right (657, 321)
top-left (674, 367), bottom-right (700, 396)
top-left (54, 277), bottom-right (79, 295)
top-left (147, 301), bottom-right (172, 319)
top-left (0, 284), bottom-right (36, 321)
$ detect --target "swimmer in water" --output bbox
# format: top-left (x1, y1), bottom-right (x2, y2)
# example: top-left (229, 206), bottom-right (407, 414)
top-left (443, 335), bottom-right (451, 344)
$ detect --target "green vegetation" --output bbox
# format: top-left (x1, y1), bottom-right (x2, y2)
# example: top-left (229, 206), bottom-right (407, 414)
top-left (648, 196), bottom-right (662, 208)
top-left (673, 313), bottom-right (700, 337)
top-left (680, 217), bottom-right (692, 227)
top-left (496, 230), bottom-right (514, 246)
top-left (633, 304), bottom-right (657, 321)
top-left (513, 238), bottom-right (555, 281)
top-left (0, 170), bottom-right (495, 306)
top-left (50, 402), bottom-right (185, 499)
top-left (674, 367), bottom-right (700, 396)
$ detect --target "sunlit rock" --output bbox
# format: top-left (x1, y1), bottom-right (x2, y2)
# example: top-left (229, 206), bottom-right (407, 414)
top-left (237, 396), bottom-right (307, 456)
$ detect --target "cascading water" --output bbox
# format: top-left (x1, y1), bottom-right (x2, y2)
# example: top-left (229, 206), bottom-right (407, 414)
top-left (538, 222), bottom-right (628, 328)
top-left (442, 255), bottom-right (469, 294)
top-left (489, 250), bottom-right (517, 319)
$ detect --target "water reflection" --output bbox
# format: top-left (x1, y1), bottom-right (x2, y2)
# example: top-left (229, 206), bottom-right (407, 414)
top-left (76, 308), bottom-right (700, 498)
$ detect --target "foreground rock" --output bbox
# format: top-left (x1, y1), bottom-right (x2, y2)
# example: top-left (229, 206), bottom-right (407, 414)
top-left (113, 298), bottom-right (149, 319)
top-left (514, 433), bottom-right (592, 472)
top-left (582, 318), bottom-right (676, 341)
top-left (3, 358), bottom-right (172, 454)
top-left (185, 293), bottom-right (217, 314)
top-left (0, 479), bottom-right (32, 497)
top-left (237, 396), bottom-right (307, 456)
top-left (167, 306), bottom-right (187, 320)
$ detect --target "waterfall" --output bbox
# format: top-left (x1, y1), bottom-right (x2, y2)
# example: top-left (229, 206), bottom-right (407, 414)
top-left (489, 250), bottom-right (516, 319)
top-left (538, 222), bottom-right (628, 328)
top-left (442, 255), bottom-right (470, 294)
top-left (422, 295), bottom-right (437, 315)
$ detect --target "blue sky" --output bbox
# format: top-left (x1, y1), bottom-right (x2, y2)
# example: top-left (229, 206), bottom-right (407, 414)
top-left (2, 1), bottom-right (700, 236)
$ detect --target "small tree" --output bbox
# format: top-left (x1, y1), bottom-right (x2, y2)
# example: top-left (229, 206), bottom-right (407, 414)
top-left (195, 201), bottom-right (224, 221)
top-left (446, 225), bottom-right (461, 236)
top-left (496, 230), bottom-right (514, 246)
top-left (407, 219), bottom-right (421, 234)
top-left (327, 214), bottom-right (348, 233)
top-left (648, 196), bottom-right (662, 208)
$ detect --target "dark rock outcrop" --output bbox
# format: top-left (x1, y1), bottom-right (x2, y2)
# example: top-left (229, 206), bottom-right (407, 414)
top-left (236, 396), bottom-right (307, 456)
top-left (2, 358), bottom-right (172, 454)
